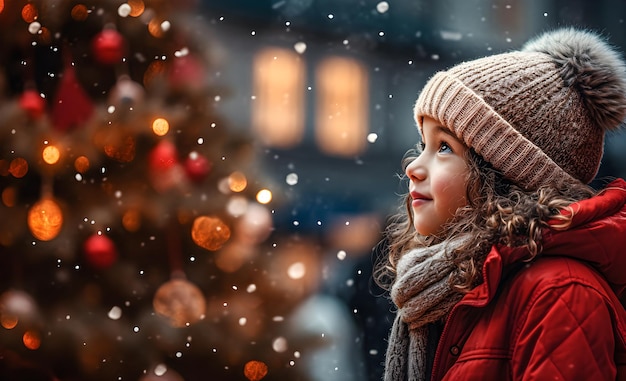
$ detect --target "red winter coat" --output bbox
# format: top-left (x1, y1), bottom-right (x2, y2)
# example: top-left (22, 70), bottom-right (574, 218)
top-left (433, 179), bottom-right (626, 381)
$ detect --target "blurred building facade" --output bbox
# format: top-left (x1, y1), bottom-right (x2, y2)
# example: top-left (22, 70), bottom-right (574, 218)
top-left (201, 0), bottom-right (626, 227)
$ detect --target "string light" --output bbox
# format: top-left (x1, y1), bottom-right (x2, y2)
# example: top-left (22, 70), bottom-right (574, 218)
top-left (42, 145), bottom-right (60, 165)
top-left (27, 198), bottom-right (63, 241)
top-left (152, 117), bottom-right (170, 136)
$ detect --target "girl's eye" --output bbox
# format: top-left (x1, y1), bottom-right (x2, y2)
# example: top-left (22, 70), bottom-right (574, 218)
top-left (439, 141), bottom-right (452, 153)
top-left (417, 141), bottom-right (453, 154)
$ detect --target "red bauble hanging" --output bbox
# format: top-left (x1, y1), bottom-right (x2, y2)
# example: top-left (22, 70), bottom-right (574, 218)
top-left (91, 29), bottom-right (126, 65)
top-left (83, 233), bottom-right (118, 269)
top-left (19, 89), bottom-right (46, 119)
top-left (168, 55), bottom-right (205, 91)
top-left (149, 140), bottom-right (179, 172)
top-left (51, 57), bottom-right (94, 131)
top-left (184, 152), bottom-right (212, 183)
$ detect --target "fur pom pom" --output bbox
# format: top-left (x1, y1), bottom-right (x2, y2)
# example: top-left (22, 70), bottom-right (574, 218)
top-left (522, 27), bottom-right (626, 131)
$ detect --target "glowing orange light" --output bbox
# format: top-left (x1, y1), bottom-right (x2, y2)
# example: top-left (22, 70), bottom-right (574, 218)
top-left (152, 118), bottom-right (170, 136)
top-left (42, 145), bottom-right (60, 164)
top-left (21, 4), bottom-right (38, 23)
top-left (122, 208), bottom-right (141, 232)
top-left (153, 279), bottom-right (206, 327)
top-left (244, 360), bottom-right (268, 381)
top-left (228, 172), bottom-right (247, 192)
top-left (71, 4), bottom-right (89, 21)
top-left (1, 314), bottom-right (18, 329)
top-left (0, 0), bottom-right (5, 14)
top-left (148, 18), bottom-right (164, 38)
top-left (143, 61), bottom-right (166, 88)
top-left (256, 189), bottom-right (272, 204)
top-left (23, 330), bottom-right (41, 350)
top-left (214, 242), bottom-right (254, 273)
top-left (74, 156), bottom-right (90, 173)
top-left (28, 198), bottom-right (63, 241)
top-left (128, 0), bottom-right (145, 17)
top-left (191, 216), bottom-right (231, 251)
top-left (104, 135), bottom-right (136, 163)
top-left (1, 187), bottom-right (17, 207)
top-left (8, 158), bottom-right (28, 178)
top-left (37, 26), bottom-right (51, 44)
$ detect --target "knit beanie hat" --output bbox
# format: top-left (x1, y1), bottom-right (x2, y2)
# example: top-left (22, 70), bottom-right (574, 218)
top-left (414, 27), bottom-right (626, 190)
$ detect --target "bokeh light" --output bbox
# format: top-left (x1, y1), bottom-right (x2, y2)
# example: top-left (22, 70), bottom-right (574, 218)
top-left (0, 290), bottom-right (38, 324)
top-left (214, 241), bottom-right (255, 273)
top-left (74, 156), bottom-right (90, 173)
top-left (28, 21), bottom-right (41, 35)
top-left (272, 337), bottom-right (288, 353)
top-left (42, 145), bottom-right (60, 164)
top-left (23, 330), bottom-right (41, 350)
top-left (0, 313), bottom-right (18, 329)
top-left (21, 3), bottom-right (38, 23)
top-left (104, 135), bottom-right (136, 162)
top-left (228, 171), bottom-right (247, 192)
top-left (287, 262), bottom-right (306, 279)
top-left (122, 208), bottom-right (142, 232)
top-left (153, 278), bottom-right (206, 327)
top-left (71, 4), bottom-right (89, 21)
top-left (191, 216), bottom-right (231, 251)
top-left (143, 61), bottom-right (167, 88)
top-left (244, 360), bottom-right (268, 381)
top-left (128, 0), bottom-right (145, 17)
top-left (235, 203), bottom-right (273, 245)
top-left (118, 3), bottom-right (131, 17)
top-left (152, 117), bottom-right (170, 136)
top-left (1, 186), bottom-right (17, 207)
top-left (256, 189), bottom-right (272, 204)
top-left (37, 26), bottom-right (52, 44)
top-left (148, 18), bottom-right (165, 38)
top-left (8, 157), bottom-right (28, 178)
top-left (27, 198), bottom-right (63, 241)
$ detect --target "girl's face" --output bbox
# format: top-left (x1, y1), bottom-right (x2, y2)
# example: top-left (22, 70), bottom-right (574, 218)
top-left (405, 116), bottom-right (470, 237)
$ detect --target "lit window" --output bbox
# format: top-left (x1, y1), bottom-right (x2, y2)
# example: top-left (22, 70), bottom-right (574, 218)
top-left (315, 56), bottom-right (369, 156)
top-left (252, 48), bottom-right (305, 148)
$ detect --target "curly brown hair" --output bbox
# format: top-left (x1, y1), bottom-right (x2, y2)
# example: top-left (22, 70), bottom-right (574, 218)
top-left (374, 147), bottom-right (597, 293)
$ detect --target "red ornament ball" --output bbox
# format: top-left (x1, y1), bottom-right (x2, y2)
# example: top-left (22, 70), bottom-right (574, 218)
top-left (83, 234), bottom-right (118, 269)
top-left (149, 140), bottom-right (178, 172)
top-left (19, 89), bottom-right (46, 119)
top-left (184, 152), bottom-right (212, 182)
top-left (168, 55), bottom-right (205, 91)
top-left (91, 29), bottom-right (126, 65)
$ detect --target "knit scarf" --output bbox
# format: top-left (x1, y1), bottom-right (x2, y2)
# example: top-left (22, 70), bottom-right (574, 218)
top-left (384, 238), bottom-right (466, 381)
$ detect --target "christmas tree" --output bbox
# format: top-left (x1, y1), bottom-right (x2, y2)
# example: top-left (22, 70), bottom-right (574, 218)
top-left (0, 1), bottom-right (306, 380)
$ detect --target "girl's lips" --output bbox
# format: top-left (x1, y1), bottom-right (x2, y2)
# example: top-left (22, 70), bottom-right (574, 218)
top-left (410, 191), bottom-right (431, 200)
top-left (411, 199), bottom-right (429, 208)
top-left (410, 191), bottom-right (431, 207)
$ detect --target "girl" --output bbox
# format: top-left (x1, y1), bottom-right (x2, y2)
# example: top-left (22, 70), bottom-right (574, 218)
top-left (377, 28), bottom-right (626, 381)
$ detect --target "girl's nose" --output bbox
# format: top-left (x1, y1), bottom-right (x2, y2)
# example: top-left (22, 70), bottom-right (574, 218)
top-left (406, 156), bottom-right (426, 181)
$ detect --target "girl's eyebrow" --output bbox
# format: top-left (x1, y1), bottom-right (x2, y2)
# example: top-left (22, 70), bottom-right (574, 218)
top-left (434, 125), bottom-right (463, 144)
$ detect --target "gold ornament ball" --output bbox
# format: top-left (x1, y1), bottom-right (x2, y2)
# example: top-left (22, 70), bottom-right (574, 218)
top-left (153, 279), bottom-right (206, 327)
top-left (27, 198), bottom-right (63, 241)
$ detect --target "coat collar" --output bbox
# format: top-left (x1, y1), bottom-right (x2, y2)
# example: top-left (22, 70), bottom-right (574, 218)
top-left (464, 179), bottom-right (626, 305)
